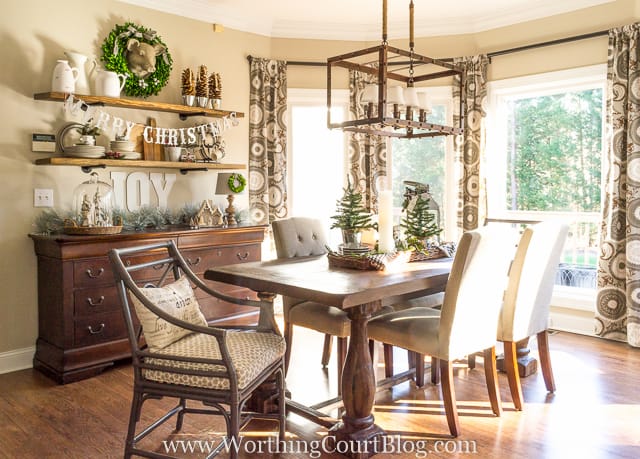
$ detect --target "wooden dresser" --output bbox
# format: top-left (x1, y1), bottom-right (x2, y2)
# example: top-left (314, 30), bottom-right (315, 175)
top-left (29, 225), bottom-right (266, 384)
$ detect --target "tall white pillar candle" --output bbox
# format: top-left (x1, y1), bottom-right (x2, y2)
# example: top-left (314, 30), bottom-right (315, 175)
top-left (378, 190), bottom-right (395, 253)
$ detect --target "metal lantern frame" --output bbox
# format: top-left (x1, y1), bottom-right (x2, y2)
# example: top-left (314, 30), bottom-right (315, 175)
top-left (326, 0), bottom-right (465, 139)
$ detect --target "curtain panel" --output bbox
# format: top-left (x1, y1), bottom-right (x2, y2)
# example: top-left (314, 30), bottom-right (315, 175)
top-left (596, 24), bottom-right (640, 347)
top-left (248, 58), bottom-right (288, 225)
top-left (453, 55), bottom-right (489, 234)
top-left (348, 70), bottom-right (387, 213)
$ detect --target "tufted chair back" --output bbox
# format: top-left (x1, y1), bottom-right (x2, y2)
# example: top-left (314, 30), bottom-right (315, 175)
top-left (272, 218), bottom-right (330, 319)
top-left (271, 217), bottom-right (329, 259)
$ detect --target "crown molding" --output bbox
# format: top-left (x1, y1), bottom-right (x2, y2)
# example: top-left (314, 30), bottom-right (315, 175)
top-left (118, 0), bottom-right (614, 41)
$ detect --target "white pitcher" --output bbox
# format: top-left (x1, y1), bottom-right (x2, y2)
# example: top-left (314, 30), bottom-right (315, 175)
top-left (94, 69), bottom-right (128, 98)
top-left (51, 60), bottom-right (78, 93)
top-left (64, 51), bottom-right (95, 95)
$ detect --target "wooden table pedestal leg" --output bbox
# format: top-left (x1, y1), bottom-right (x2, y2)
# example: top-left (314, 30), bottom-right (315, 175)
top-left (328, 302), bottom-right (384, 459)
top-left (497, 337), bottom-right (538, 378)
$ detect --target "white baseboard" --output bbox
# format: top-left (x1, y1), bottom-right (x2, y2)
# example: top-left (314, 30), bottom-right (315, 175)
top-left (0, 346), bottom-right (35, 375)
top-left (549, 305), bottom-right (595, 336)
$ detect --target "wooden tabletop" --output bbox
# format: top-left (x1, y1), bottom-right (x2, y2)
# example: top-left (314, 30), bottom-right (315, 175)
top-left (205, 255), bottom-right (452, 309)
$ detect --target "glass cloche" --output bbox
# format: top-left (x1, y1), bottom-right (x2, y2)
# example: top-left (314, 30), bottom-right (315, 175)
top-left (64, 172), bottom-right (122, 235)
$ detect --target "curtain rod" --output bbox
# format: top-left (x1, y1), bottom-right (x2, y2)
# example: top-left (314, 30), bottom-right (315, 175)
top-left (246, 29), bottom-right (609, 67)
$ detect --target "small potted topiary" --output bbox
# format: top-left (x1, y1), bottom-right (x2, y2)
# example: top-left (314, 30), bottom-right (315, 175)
top-left (75, 122), bottom-right (101, 146)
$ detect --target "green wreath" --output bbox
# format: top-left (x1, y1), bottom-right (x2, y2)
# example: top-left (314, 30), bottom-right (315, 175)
top-left (101, 22), bottom-right (172, 98)
top-left (228, 173), bottom-right (247, 193)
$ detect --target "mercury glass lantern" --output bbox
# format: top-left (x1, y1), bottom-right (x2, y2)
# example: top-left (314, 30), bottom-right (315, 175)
top-left (70, 172), bottom-right (119, 232)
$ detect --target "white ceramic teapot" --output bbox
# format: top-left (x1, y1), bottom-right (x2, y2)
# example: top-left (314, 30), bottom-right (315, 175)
top-left (51, 60), bottom-right (78, 93)
top-left (94, 69), bottom-right (128, 98)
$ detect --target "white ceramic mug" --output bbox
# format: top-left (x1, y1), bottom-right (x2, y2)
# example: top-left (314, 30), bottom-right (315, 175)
top-left (164, 146), bottom-right (185, 162)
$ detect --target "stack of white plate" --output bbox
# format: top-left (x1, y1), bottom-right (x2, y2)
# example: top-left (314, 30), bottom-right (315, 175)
top-left (339, 244), bottom-right (372, 256)
top-left (65, 145), bottom-right (106, 158)
top-left (119, 151), bottom-right (142, 160)
top-left (109, 140), bottom-right (140, 160)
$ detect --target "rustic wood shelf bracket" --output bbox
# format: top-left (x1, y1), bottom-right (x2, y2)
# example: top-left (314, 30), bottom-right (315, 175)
top-left (179, 111), bottom-right (207, 120)
top-left (80, 164), bottom-right (107, 174)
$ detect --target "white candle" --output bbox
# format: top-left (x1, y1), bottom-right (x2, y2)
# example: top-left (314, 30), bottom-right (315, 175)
top-left (378, 190), bottom-right (395, 253)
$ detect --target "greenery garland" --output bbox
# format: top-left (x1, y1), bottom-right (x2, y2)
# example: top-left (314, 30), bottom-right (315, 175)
top-left (101, 22), bottom-right (172, 98)
top-left (228, 173), bottom-right (247, 193)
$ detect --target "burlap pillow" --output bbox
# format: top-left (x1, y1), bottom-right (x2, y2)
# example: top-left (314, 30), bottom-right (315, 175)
top-left (130, 276), bottom-right (208, 351)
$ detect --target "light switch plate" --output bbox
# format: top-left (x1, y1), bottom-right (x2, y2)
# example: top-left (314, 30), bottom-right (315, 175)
top-left (34, 188), bottom-right (54, 207)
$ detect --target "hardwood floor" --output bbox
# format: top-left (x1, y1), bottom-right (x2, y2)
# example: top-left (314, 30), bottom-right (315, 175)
top-left (1, 327), bottom-right (639, 458)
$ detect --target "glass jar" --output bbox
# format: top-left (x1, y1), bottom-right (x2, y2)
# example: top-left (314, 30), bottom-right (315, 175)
top-left (73, 172), bottom-right (114, 227)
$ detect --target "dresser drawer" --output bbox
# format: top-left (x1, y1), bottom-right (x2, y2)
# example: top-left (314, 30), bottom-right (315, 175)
top-left (74, 311), bottom-right (127, 347)
top-left (74, 287), bottom-right (121, 316)
top-left (74, 258), bottom-right (114, 288)
top-left (182, 244), bottom-right (261, 274)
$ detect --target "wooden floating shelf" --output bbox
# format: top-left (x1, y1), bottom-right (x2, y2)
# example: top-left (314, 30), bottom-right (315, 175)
top-left (35, 157), bottom-right (245, 174)
top-left (34, 92), bottom-right (244, 119)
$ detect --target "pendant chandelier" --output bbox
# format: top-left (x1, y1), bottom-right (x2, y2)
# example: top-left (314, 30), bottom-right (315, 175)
top-left (327, 0), bottom-right (464, 138)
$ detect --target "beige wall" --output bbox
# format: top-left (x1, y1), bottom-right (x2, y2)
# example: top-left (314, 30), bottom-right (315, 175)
top-left (0, 0), bottom-right (638, 358)
top-left (0, 0), bottom-right (270, 355)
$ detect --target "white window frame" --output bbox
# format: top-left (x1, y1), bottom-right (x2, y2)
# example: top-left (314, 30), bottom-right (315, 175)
top-left (485, 64), bottom-right (607, 333)
top-left (287, 88), bottom-right (349, 215)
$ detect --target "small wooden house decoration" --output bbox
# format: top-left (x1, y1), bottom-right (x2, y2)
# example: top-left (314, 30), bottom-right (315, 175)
top-left (196, 199), bottom-right (225, 227)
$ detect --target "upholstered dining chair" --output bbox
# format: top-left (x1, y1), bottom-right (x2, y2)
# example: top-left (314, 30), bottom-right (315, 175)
top-left (367, 226), bottom-right (519, 436)
top-left (109, 241), bottom-right (286, 459)
top-left (271, 217), bottom-right (350, 393)
top-left (498, 221), bottom-right (569, 411)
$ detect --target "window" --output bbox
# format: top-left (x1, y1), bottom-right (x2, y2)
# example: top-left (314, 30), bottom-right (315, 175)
top-left (287, 89), bottom-right (348, 247)
top-left (389, 87), bottom-right (456, 241)
top-left (486, 65), bottom-right (606, 297)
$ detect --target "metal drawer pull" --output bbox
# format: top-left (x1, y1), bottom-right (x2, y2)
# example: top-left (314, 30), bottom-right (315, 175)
top-left (236, 252), bottom-right (249, 261)
top-left (87, 296), bottom-right (105, 306)
top-left (88, 323), bottom-right (105, 334)
top-left (86, 268), bottom-right (105, 278)
top-left (152, 263), bottom-right (167, 270)
top-left (187, 257), bottom-right (201, 266)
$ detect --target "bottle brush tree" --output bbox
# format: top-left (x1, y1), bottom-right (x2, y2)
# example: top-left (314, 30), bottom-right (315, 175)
top-left (400, 194), bottom-right (441, 251)
top-left (330, 179), bottom-right (375, 232)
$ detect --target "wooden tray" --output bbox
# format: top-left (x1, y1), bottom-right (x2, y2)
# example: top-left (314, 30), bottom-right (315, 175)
top-left (63, 225), bottom-right (123, 235)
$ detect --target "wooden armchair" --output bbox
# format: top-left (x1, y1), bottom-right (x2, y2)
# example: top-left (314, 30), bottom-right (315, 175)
top-left (109, 241), bottom-right (286, 459)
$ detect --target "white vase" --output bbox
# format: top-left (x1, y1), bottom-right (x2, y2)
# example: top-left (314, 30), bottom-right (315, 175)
top-left (64, 51), bottom-right (95, 95)
top-left (51, 60), bottom-right (78, 93)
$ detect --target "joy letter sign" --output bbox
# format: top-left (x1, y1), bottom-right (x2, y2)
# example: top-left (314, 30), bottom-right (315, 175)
top-left (111, 171), bottom-right (176, 210)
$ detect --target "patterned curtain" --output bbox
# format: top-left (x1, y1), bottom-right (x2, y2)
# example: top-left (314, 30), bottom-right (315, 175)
top-left (596, 24), bottom-right (640, 347)
top-left (348, 69), bottom-right (387, 212)
top-left (452, 55), bottom-right (489, 234)
top-left (248, 58), bottom-right (288, 225)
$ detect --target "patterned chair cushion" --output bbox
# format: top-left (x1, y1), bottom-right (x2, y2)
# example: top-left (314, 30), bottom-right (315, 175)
top-left (143, 331), bottom-right (286, 390)
top-left (130, 276), bottom-right (208, 351)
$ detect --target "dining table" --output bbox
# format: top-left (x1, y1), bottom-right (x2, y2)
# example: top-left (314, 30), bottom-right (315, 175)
top-left (205, 254), bottom-right (452, 458)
